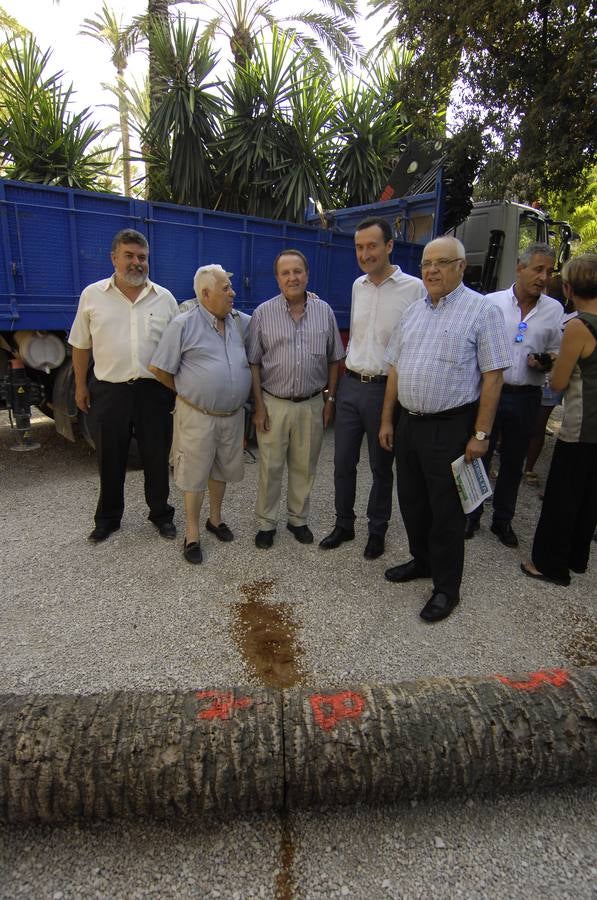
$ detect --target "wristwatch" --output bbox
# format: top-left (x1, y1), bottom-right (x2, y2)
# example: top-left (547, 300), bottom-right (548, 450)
top-left (474, 430), bottom-right (490, 441)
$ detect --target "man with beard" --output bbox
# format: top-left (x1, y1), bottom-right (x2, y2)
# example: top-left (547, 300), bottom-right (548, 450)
top-left (464, 243), bottom-right (563, 547)
top-left (70, 229), bottom-right (179, 543)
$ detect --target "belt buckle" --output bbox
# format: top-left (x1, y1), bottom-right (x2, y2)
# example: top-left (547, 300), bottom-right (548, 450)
top-left (126, 378), bottom-right (137, 385)
top-left (361, 374), bottom-right (373, 383)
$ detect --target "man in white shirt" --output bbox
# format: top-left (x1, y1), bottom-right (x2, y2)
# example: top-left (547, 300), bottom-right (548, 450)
top-left (69, 229), bottom-right (179, 543)
top-left (465, 243), bottom-right (563, 547)
top-left (319, 217), bottom-right (425, 559)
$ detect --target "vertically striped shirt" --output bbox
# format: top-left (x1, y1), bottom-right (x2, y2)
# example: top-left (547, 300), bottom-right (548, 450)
top-left (384, 283), bottom-right (512, 414)
top-left (248, 294), bottom-right (345, 398)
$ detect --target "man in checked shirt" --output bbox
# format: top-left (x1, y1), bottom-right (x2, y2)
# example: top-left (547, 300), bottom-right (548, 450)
top-left (248, 249), bottom-right (345, 549)
top-left (379, 236), bottom-right (511, 622)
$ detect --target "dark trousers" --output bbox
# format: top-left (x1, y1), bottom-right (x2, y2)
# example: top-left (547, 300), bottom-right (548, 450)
top-left (333, 375), bottom-right (396, 536)
top-left (396, 406), bottom-right (476, 599)
top-left (532, 440), bottom-right (597, 580)
top-left (87, 378), bottom-right (175, 529)
top-left (470, 388), bottom-right (541, 525)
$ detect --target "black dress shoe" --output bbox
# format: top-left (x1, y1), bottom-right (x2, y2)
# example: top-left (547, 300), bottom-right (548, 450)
top-left (464, 517), bottom-right (480, 540)
top-left (319, 525), bottom-right (355, 549)
top-left (88, 524), bottom-right (120, 543)
top-left (155, 521), bottom-right (177, 539)
top-left (384, 559), bottom-right (430, 583)
top-left (206, 519), bottom-right (234, 542)
top-left (287, 523), bottom-right (313, 544)
top-left (255, 529), bottom-right (275, 549)
top-left (183, 538), bottom-right (202, 564)
top-left (364, 534), bottom-right (384, 559)
top-left (490, 521), bottom-right (518, 548)
top-left (420, 591), bottom-right (460, 622)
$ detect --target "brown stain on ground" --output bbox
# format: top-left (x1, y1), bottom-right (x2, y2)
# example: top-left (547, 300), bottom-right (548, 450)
top-left (563, 605), bottom-right (597, 667)
top-left (232, 579), bottom-right (304, 899)
top-left (275, 811), bottom-right (296, 900)
top-left (232, 579), bottom-right (305, 690)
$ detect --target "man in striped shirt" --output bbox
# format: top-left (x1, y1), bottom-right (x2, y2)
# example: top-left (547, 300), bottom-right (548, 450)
top-left (379, 237), bottom-right (511, 622)
top-left (248, 250), bottom-right (345, 549)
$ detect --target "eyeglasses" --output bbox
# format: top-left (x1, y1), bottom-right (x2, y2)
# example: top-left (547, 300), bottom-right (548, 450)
top-left (420, 257), bottom-right (465, 270)
top-left (515, 322), bottom-right (528, 343)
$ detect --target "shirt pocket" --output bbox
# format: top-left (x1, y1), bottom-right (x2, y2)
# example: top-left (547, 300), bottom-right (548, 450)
top-left (145, 313), bottom-right (169, 343)
top-left (436, 333), bottom-right (465, 366)
top-left (307, 331), bottom-right (328, 357)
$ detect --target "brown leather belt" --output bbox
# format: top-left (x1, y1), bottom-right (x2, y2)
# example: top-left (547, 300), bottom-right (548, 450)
top-left (178, 394), bottom-right (241, 417)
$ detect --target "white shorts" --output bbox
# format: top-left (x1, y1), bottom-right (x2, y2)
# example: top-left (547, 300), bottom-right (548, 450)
top-left (172, 397), bottom-right (245, 492)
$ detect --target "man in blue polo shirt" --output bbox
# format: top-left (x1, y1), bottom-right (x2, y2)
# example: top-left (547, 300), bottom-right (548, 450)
top-left (150, 265), bottom-right (251, 564)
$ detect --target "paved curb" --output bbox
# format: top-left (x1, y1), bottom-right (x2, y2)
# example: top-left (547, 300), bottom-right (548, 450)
top-left (1, 666), bottom-right (595, 823)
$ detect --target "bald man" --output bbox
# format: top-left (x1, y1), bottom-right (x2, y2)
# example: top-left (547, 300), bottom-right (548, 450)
top-left (378, 237), bottom-right (511, 622)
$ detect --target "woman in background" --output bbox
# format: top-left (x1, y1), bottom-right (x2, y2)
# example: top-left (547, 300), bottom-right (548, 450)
top-left (521, 254), bottom-right (597, 586)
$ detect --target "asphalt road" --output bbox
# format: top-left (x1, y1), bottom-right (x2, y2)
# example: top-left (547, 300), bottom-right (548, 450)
top-left (0, 411), bottom-right (595, 899)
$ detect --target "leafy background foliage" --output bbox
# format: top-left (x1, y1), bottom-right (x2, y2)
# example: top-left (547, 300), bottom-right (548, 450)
top-left (0, 0), bottom-right (594, 245)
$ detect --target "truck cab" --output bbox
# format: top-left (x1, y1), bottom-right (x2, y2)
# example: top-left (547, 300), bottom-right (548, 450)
top-left (453, 201), bottom-right (571, 294)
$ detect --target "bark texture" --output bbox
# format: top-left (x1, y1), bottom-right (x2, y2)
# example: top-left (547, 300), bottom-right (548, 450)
top-left (284, 668), bottom-right (597, 808)
top-left (0, 668), bottom-right (595, 823)
top-left (0, 688), bottom-right (282, 823)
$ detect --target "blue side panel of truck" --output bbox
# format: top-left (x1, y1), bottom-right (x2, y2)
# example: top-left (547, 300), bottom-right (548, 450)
top-left (0, 179), bottom-right (434, 333)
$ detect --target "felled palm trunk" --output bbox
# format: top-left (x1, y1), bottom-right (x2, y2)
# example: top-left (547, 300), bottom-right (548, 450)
top-left (1, 668), bottom-right (595, 823)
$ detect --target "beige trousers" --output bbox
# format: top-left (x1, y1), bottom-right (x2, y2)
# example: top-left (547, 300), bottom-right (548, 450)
top-left (256, 392), bottom-right (324, 530)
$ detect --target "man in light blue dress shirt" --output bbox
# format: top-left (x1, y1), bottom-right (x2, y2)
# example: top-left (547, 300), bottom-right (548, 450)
top-left (379, 237), bottom-right (511, 622)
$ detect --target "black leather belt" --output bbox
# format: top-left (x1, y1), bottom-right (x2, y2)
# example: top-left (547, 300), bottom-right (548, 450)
top-left (502, 384), bottom-right (542, 394)
top-left (406, 401), bottom-right (477, 420)
top-left (263, 389), bottom-right (322, 403)
top-left (346, 369), bottom-right (387, 383)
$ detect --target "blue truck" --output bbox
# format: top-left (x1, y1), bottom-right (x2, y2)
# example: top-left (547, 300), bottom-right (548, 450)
top-left (0, 176), bottom-right (441, 448)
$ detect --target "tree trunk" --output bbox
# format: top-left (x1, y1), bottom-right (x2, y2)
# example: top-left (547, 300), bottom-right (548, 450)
top-left (284, 667), bottom-right (597, 808)
top-left (117, 67), bottom-right (132, 196)
top-left (0, 688), bottom-right (283, 823)
top-left (146, 0), bottom-right (170, 200)
top-left (0, 668), bottom-right (595, 824)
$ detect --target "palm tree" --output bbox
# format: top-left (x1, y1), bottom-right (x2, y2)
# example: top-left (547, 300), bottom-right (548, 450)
top-left (143, 16), bottom-right (223, 206)
top-left (215, 28), bottom-right (336, 222)
top-left (329, 74), bottom-right (405, 208)
top-left (0, 36), bottom-right (113, 189)
top-left (80, 3), bottom-right (135, 194)
top-left (186, 0), bottom-right (362, 72)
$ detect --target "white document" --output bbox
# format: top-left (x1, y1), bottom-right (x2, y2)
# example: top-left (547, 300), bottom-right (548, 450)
top-left (451, 455), bottom-right (493, 514)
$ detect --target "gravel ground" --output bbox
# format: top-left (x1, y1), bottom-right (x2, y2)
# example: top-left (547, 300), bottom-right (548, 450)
top-left (0, 410), bottom-right (595, 899)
